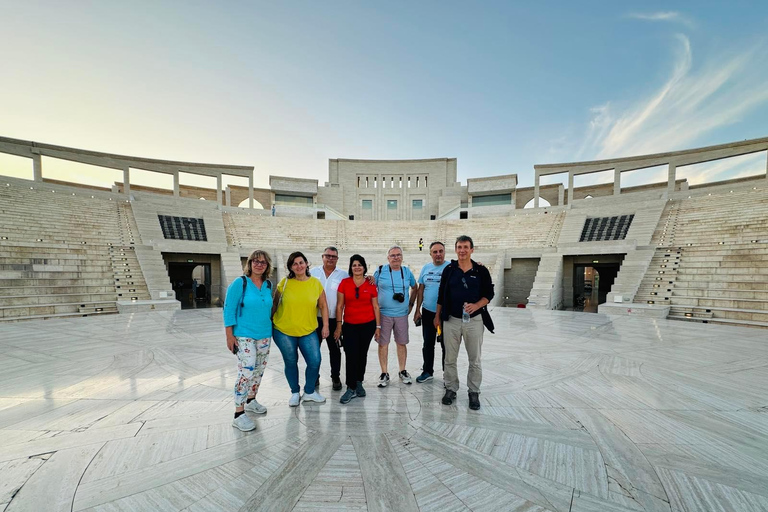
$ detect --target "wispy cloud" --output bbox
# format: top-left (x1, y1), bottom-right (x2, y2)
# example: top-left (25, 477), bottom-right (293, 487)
top-left (627, 11), bottom-right (694, 28)
top-left (573, 34), bottom-right (768, 185)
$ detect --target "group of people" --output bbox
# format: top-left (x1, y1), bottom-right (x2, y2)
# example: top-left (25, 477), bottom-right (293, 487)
top-left (223, 237), bottom-right (494, 432)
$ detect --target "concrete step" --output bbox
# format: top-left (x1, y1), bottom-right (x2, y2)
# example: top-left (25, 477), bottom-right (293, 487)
top-left (0, 301), bottom-right (118, 319)
top-left (0, 309), bottom-right (118, 323)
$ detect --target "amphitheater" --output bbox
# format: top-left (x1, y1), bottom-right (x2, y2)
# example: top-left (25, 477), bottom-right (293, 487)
top-left (0, 134), bottom-right (767, 511)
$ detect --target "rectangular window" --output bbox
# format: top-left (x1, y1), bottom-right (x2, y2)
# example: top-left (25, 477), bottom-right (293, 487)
top-left (158, 216), bottom-right (207, 241)
top-left (362, 199), bottom-right (372, 210)
top-left (472, 193), bottom-right (512, 207)
top-left (275, 194), bottom-right (313, 206)
top-left (412, 199), bottom-right (423, 210)
top-left (387, 199), bottom-right (397, 210)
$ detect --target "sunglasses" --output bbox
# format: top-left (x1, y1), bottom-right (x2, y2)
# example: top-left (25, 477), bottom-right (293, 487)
top-left (461, 277), bottom-right (468, 289)
top-left (253, 261), bottom-right (268, 267)
top-left (355, 287), bottom-right (360, 299)
top-left (323, 254), bottom-right (338, 259)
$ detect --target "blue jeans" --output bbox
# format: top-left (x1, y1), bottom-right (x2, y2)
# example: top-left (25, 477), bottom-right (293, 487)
top-left (272, 327), bottom-right (321, 394)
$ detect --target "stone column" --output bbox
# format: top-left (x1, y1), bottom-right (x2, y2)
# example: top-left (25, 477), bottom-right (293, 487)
top-left (613, 168), bottom-right (621, 195)
top-left (123, 167), bottom-right (131, 196)
top-left (225, 186), bottom-right (231, 207)
top-left (567, 171), bottom-right (574, 208)
top-left (173, 171), bottom-right (180, 198)
top-left (667, 163), bottom-right (676, 195)
top-left (32, 152), bottom-right (42, 182)
top-left (216, 174), bottom-right (223, 205)
top-left (533, 174), bottom-right (540, 208)
top-left (248, 175), bottom-right (254, 209)
top-left (557, 184), bottom-right (565, 206)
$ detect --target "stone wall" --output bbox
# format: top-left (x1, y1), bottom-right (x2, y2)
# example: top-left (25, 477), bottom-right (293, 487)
top-left (504, 258), bottom-right (539, 306)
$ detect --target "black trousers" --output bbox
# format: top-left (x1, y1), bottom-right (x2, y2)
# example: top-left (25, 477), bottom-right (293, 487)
top-left (421, 308), bottom-right (445, 376)
top-left (341, 320), bottom-right (376, 389)
top-left (316, 317), bottom-right (341, 380)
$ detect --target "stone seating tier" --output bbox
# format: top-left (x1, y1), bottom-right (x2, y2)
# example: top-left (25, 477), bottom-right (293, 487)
top-left (0, 301), bottom-right (118, 320)
top-left (638, 186), bottom-right (768, 328)
top-left (0, 186), bottom-right (123, 245)
top-left (225, 211), bottom-right (565, 251)
top-left (0, 242), bottom-right (122, 322)
top-left (652, 189), bottom-right (768, 246)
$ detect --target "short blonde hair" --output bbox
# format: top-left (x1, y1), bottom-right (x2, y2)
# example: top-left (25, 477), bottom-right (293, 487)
top-left (244, 249), bottom-right (272, 279)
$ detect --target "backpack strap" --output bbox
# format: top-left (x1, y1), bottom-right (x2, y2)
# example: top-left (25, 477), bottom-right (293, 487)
top-left (238, 276), bottom-right (272, 317)
top-left (237, 275), bottom-right (247, 317)
top-left (376, 265), bottom-right (384, 286)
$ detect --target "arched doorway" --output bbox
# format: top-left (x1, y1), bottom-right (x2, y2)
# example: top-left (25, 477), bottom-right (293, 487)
top-left (168, 262), bottom-right (212, 309)
top-left (524, 197), bottom-right (551, 208)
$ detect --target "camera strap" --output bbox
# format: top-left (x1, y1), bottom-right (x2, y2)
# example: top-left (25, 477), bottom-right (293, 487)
top-left (388, 265), bottom-right (405, 293)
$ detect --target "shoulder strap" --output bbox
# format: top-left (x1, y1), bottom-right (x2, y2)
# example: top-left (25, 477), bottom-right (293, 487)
top-left (237, 276), bottom-right (247, 317)
top-left (376, 265), bottom-right (383, 286)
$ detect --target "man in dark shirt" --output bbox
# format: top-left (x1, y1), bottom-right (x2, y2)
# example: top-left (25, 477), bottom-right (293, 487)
top-left (435, 235), bottom-right (494, 410)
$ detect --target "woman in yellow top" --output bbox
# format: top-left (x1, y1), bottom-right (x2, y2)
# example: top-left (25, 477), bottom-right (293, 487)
top-left (272, 251), bottom-right (330, 406)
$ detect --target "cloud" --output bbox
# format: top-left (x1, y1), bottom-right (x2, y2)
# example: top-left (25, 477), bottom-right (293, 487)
top-left (627, 11), bottom-right (694, 28)
top-left (575, 35), bottom-right (768, 182)
top-left (677, 151), bottom-right (766, 185)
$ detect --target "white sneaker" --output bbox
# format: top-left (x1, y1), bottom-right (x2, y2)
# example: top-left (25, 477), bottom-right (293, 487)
top-left (232, 414), bottom-right (256, 432)
top-left (301, 391), bottom-right (326, 403)
top-left (288, 393), bottom-right (301, 407)
top-left (244, 399), bottom-right (267, 414)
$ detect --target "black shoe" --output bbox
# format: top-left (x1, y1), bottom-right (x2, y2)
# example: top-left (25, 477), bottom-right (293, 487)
top-left (340, 388), bottom-right (357, 404)
top-left (468, 391), bottom-right (481, 410)
top-left (442, 389), bottom-right (457, 405)
top-left (332, 377), bottom-right (342, 391)
top-left (356, 381), bottom-right (366, 397)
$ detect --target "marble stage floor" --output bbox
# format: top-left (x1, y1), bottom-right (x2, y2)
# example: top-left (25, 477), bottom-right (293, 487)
top-left (1, 308), bottom-right (767, 512)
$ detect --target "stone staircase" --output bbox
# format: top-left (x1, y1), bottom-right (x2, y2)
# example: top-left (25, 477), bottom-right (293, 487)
top-left (527, 253), bottom-right (564, 309)
top-left (606, 248), bottom-right (657, 304)
top-left (220, 250), bottom-right (245, 302)
top-left (634, 248), bottom-right (681, 307)
top-left (133, 245), bottom-right (175, 300)
top-left (109, 245), bottom-right (151, 302)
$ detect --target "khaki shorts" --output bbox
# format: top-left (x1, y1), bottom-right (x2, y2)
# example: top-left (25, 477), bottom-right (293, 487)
top-left (378, 315), bottom-right (409, 346)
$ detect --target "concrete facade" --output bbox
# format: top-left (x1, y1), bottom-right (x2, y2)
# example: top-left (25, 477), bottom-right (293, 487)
top-left (322, 158), bottom-right (461, 221)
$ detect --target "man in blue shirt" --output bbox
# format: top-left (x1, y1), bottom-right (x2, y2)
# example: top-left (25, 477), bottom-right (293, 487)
top-left (374, 245), bottom-right (418, 387)
top-left (414, 241), bottom-right (449, 383)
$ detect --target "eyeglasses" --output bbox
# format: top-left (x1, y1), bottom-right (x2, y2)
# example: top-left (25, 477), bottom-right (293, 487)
top-left (461, 277), bottom-right (468, 289)
top-left (253, 261), bottom-right (268, 267)
top-left (389, 254), bottom-right (403, 259)
top-left (323, 254), bottom-right (338, 259)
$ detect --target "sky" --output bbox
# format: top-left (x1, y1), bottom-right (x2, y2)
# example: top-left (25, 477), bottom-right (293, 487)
top-left (1, 1), bottom-right (767, 194)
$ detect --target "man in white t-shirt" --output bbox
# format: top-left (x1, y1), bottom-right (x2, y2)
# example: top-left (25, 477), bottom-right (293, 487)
top-left (310, 246), bottom-right (348, 391)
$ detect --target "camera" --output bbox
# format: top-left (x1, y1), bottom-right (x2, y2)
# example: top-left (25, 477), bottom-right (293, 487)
top-left (392, 292), bottom-right (405, 303)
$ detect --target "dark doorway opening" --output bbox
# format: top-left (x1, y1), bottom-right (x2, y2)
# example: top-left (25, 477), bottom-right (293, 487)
top-left (169, 262), bottom-right (212, 309)
top-left (573, 262), bottom-right (620, 312)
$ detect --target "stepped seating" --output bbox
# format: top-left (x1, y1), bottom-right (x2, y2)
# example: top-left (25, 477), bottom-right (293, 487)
top-left (224, 211), bottom-right (565, 251)
top-left (0, 242), bottom-right (118, 321)
top-left (0, 181), bottom-right (152, 321)
top-left (641, 188), bottom-right (768, 328)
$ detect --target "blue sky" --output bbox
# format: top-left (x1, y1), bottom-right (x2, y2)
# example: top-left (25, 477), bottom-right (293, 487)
top-left (1, 1), bottom-right (767, 191)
